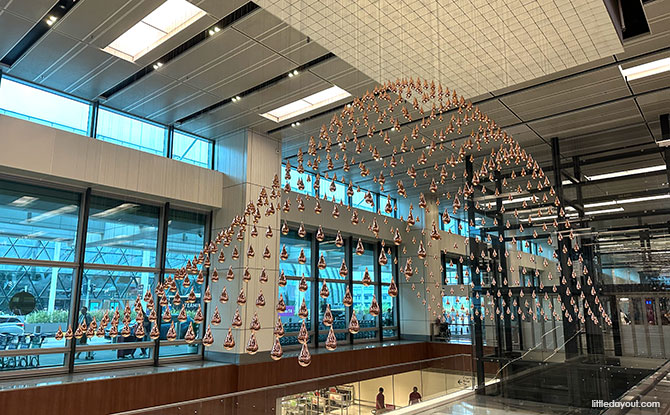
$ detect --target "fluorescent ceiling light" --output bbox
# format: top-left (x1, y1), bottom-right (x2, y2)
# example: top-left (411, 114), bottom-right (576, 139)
top-left (585, 165), bottom-right (665, 181)
top-left (585, 207), bottom-right (624, 215)
top-left (92, 203), bottom-right (139, 218)
top-left (260, 86), bottom-right (351, 123)
top-left (619, 57), bottom-right (670, 81)
top-left (584, 194), bottom-right (670, 209)
top-left (583, 200), bottom-right (618, 209)
top-left (25, 205), bottom-right (77, 223)
top-left (103, 0), bottom-right (206, 62)
top-left (10, 196), bottom-right (38, 207)
top-left (502, 196), bottom-right (533, 205)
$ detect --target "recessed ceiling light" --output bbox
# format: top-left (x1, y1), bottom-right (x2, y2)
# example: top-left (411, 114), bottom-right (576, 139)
top-left (260, 86), bottom-right (351, 123)
top-left (619, 57), bottom-right (670, 81)
top-left (585, 164), bottom-right (666, 181)
top-left (46, 15), bottom-right (57, 26)
top-left (103, 0), bottom-right (206, 62)
top-left (153, 62), bottom-right (163, 70)
top-left (231, 95), bottom-right (241, 102)
top-left (261, 86), bottom-right (351, 122)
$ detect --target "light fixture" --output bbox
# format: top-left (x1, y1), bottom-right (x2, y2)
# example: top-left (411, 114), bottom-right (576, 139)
top-left (260, 85), bottom-right (351, 123)
top-left (102, 0), bottom-right (206, 62)
top-left (10, 196), bottom-right (38, 207)
top-left (584, 207), bottom-right (624, 215)
top-left (46, 15), bottom-right (57, 26)
top-left (208, 26), bottom-right (220, 35)
top-left (231, 95), bottom-right (241, 102)
top-left (502, 196), bottom-right (533, 205)
top-left (287, 69), bottom-right (299, 78)
top-left (619, 57), bottom-right (670, 81)
top-left (91, 203), bottom-right (139, 218)
top-left (153, 62), bottom-right (163, 70)
top-left (291, 122), bottom-right (301, 127)
top-left (584, 194), bottom-right (670, 209)
top-left (25, 205), bottom-right (77, 223)
top-left (585, 164), bottom-right (665, 181)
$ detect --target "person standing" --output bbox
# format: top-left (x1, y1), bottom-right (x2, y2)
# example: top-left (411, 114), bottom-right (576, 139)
top-left (409, 386), bottom-right (422, 405)
top-left (75, 306), bottom-right (94, 360)
top-left (375, 387), bottom-right (386, 413)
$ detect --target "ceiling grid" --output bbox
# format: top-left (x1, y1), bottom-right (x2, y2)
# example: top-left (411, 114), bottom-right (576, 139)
top-left (256, 0), bottom-right (623, 98)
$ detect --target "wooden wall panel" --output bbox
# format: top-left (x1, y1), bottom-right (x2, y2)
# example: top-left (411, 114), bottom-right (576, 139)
top-left (0, 342), bottom-right (475, 415)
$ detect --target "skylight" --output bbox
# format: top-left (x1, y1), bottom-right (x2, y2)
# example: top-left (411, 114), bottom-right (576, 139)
top-left (103, 0), bottom-right (206, 62)
top-left (260, 86), bottom-right (351, 123)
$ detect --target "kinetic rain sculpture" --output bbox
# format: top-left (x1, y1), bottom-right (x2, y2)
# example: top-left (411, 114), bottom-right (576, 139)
top-left (55, 79), bottom-right (610, 368)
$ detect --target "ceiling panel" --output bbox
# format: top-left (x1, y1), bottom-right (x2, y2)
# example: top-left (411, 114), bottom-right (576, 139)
top-left (192, 0), bottom-right (248, 19)
top-left (6, 31), bottom-right (80, 81)
top-left (528, 98), bottom-right (644, 138)
top-left (181, 36), bottom-right (295, 98)
top-left (0, 12), bottom-right (33, 60)
top-left (2, 0), bottom-right (56, 21)
top-left (499, 66), bottom-right (630, 121)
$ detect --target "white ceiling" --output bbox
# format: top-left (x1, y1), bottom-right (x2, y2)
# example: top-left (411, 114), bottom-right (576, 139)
top-left (255, 0), bottom-right (624, 99)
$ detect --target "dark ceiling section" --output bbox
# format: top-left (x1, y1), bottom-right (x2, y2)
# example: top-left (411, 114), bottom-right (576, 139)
top-left (0, 0), bottom-right (78, 66)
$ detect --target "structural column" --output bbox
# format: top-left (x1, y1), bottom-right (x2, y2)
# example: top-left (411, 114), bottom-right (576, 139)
top-left (207, 130), bottom-right (282, 361)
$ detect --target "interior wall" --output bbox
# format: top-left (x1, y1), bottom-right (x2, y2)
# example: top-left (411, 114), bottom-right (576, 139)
top-left (0, 115), bottom-right (224, 209)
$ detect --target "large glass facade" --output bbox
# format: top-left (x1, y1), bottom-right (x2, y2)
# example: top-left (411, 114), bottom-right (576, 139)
top-left (0, 178), bottom-right (208, 372)
top-left (0, 78), bottom-right (89, 135)
top-left (280, 228), bottom-right (399, 348)
top-left (0, 75), bottom-right (214, 168)
top-left (172, 131), bottom-right (213, 168)
top-left (280, 164), bottom-right (397, 218)
top-left (96, 108), bottom-right (167, 156)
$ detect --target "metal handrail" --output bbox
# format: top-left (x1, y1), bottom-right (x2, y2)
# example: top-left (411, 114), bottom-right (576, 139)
top-left (112, 353), bottom-right (473, 414)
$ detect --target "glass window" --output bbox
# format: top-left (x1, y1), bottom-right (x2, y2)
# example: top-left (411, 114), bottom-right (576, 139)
top-left (280, 230), bottom-right (311, 278)
top-left (352, 284), bottom-right (378, 329)
top-left (380, 195), bottom-right (397, 218)
top-left (444, 259), bottom-right (459, 285)
top-left (281, 165), bottom-right (314, 196)
top-left (172, 131), bottom-right (213, 168)
top-left (319, 236), bottom-right (346, 280)
top-left (319, 179), bottom-right (346, 204)
top-left (1, 265), bottom-right (74, 358)
top-left (0, 180), bottom-right (79, 262)
top-left (75, 269), bottom-right (157, 364)
top-left (442, 296), bottom-right (471, 344)
top-left (352, 241), bottom-right (375, 283)
top-left (165, 209), bottom-right (206, 270)
top-left (84, 196), bottom-right (159, 268)
top-left (352, 190), bottom-right (375, 212)
top-left (96, 107), bottom-right (166, 156)
top-left (380, 247), bottom-right (395, 284)
top-left (278, 279), bottom-right (312, 345)
top-left (381, 289), bottom-right (397, 328)
top-left (318, 281), bottom-right (348, 334)
top-left (0, 77), bottom-right (89, 135)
